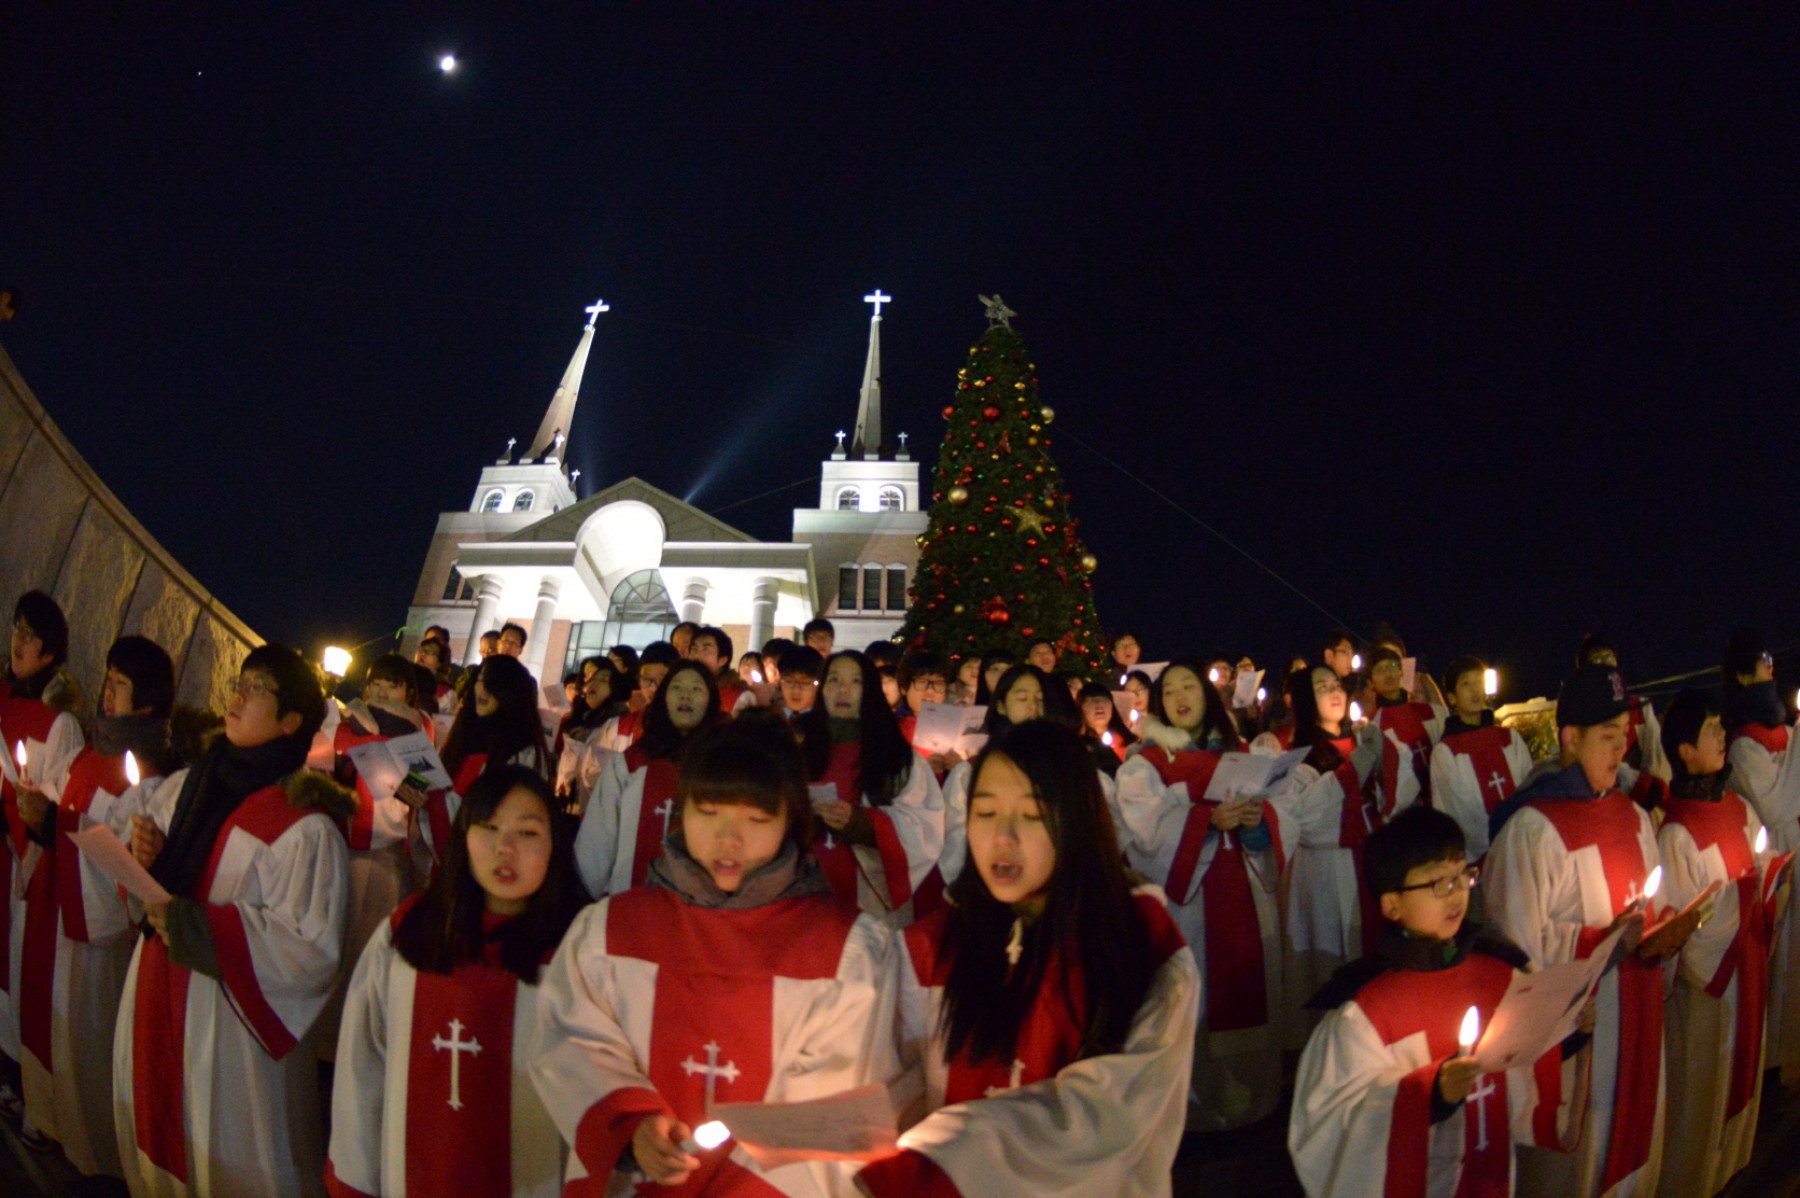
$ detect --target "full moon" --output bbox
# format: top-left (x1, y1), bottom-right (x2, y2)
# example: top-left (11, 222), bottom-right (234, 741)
top-left (439, 54), bottom-right (458, 73)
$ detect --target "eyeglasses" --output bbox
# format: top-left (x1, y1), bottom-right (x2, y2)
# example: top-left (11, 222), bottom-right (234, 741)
top-left (1399, 864), bottom-right (1480, 899)
top-left (227, 674), bottom-right (280, 702)
top-left (910, 679), bottom-right (948, 696)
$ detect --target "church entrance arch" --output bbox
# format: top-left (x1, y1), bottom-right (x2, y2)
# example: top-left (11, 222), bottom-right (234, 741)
top-left (562, 569), bottom-right (679, 675)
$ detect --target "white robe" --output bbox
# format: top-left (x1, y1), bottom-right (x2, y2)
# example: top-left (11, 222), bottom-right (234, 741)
top-left (573, 747), bottom-right (683, 900)
top-left (1725, 721), bottom-right (1800, 1079)
top-left (809, 745), bottom-right (945, 928)
top-left (529, 886), bottom-right (899, 1197)
top-left (327, 917), bottom-right (564, 1197)
top-left (1484, 787), bottom-right (1665, 1198)
top-left (856, 889), bottom-right (1199, 1198)
top-left (1430, 725), bottom-right (1534, 862)
top-left (19, 747), bottom-right (146, 1176)
top-left (1657, 790), bottom-right (1779, 1198)
top-left (1113, 745), bottom-right (1282, 1130)
top-left (113, 771), bottom-right (351, 1197)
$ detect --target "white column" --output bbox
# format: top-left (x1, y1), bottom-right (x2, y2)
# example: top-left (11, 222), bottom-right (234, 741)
top-left (463, 576), bottom-right (505, 666)
top-left (748, 576), bottom-right (779, 656)
top-left (523, 575), bottom-right (562, 682)
top-left (679, 578), bottom-right (710, 625)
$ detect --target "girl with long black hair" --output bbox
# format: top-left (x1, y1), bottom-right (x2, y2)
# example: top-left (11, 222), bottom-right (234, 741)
top-left (329, 765), bottom-right (584, 1197)
top-left (856, 720), bottom-right (1199, 1197)
top-left (795, 650), bottom-right (943, 925)
top-left (423, 654), bottom-right (551, 870)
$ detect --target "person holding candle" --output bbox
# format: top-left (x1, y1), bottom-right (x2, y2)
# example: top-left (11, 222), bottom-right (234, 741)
top-left (531, 715), bottom-right (899, 1196)
top-left (572, 660), bottom-right (721, 899)
top-left (1484, 663), bottom-right (1704, 1198)
top-left (13, 634), bottom-right (176, 1175)
top-left (1430, 655), bottom-right (1535, 864)
top-left (1289, 806), bottom-right (1587, 1197)
top-left (797, 651), bottom-right (944, 926)
top-left (854, 720), bottom-right (1199, 1198)
top-left (1657, 689), bottom-right (1788, 1197)
top-left (1074, 680), bottom-right (1130, 772)
top-left (113, 642), bottom-right (351, 1197)
top-left (327, 765), bottom-right (582, 1198)
top-left (0, 590), bottom-right (85, 1133)
top-left (1112, 660), bottom-right (1281, 1131)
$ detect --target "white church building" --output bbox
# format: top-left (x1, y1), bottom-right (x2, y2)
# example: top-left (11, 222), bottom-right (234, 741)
top-left (403, 292), bottom-right (929, 682)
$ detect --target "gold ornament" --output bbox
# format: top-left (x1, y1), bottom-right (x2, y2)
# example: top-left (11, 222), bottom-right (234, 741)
top-left (953, 604), bottom-right (965, 614)
top-left (1014, 381), bottom-right (1026, 390)
top-left (1079, 552), bottom-right (1098, 573)
top-left (1027, 436), bottom-right (1038, 446)
top-left (947, 485), bottom-right (970, 504)
top-left (1039, 405), bottom-right (1055, 423)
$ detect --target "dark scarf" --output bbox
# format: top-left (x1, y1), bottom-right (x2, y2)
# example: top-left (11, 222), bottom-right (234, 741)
top-left (151, 732), bottom-right (310, 903)
top-left (646, 830), bottom-right (832, 910)
top-left (1308, 919), bottom-right (1529, 1010)
top-left (1671, 769), bottom-right (1729, 802)
top-left (92, 714), bottom-right (180, 775)
top-left (1443, 711), bottom-right (1497, 737)
top-left (1729, 681), bottom-right (1787, 732)
top-left (3, 665), bottom-right (53, 703)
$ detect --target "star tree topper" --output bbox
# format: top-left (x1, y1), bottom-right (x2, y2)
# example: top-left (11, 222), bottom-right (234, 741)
top-left (979, 293), bottom-right (1017, 328)
top-left (1015, 507), bottom-right (1048, 535)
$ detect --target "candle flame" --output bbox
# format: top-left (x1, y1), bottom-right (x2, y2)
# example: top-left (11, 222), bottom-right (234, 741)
top-left (1644, 865), bottom-right (1662, 900)
top-left (1257, 687), bottom-right (1267, 702)
top-left (1209, 668), bottom-right (1220, 683)
top-left (125, 750), bottom-right (141, 788)
top-left (1756, 826), bottom-right (1769, 855)
top-left (1483, 668), bottom-right (1499, 697)
top-left (14, 741), bottom-right (25, 768)
top-left (1458, 1005), bottom-right (1480, 1052)
top-left (749, 670), bottom-right (763, 684)
top-left (1101, 731), bottom-right (1114, 747)
top-left (693, 1120), bottom-right (729, 1150)
top-left (1350, 701), bottom-right (1364, 724)
top-left (1128, 709), bottom-right (1140, 723)
top-left (322, 645), bottom-right (352, 678)
top-left (1351, 654), bottom-right (1363, 671)
top-left (1119, 673), bottom-right (1129, 686)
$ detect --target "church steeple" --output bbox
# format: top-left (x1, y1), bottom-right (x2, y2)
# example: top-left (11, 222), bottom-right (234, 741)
top-left (525, 298), bottom-right (607, 462)
top-left (849, 289), bottom-right (889, 460)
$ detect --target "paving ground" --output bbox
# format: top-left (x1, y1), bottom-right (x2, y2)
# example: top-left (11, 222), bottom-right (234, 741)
top-left (7, 1070), bottom-right (1800, 1196)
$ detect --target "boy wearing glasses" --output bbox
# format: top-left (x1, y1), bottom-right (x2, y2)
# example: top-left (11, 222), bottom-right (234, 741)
top-left (1484, 665), bottom-right (1702, 1198)
top-left (1290, 806), bottom-right (1584, 1197)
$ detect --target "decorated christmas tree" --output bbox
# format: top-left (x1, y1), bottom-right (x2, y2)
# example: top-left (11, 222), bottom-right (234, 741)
top-left (901, 296), bottom-right (1105, 671)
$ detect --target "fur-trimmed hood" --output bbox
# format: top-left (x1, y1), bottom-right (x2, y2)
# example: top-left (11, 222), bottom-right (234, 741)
top-left (41, 668), bottom-right (83, 716)
top-left (281, 768), bottom-right (358, 822)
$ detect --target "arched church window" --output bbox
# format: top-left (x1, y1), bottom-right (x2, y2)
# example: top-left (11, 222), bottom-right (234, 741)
top-left (878, 487), bottom-right (904, 512)
top-left (885, 564), bottom-right (908, 612)
top-left (577, 569), bottom-right (679, 668)
top-left (481, 489), bottom-right (505, 513)
top-left (513, 490), bottom-right (535, 512)
top-left (836, 487), bottom-right (861, 511)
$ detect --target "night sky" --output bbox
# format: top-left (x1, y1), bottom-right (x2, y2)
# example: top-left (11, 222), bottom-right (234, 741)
top-left (6, 6), bottom-right (1799, 701)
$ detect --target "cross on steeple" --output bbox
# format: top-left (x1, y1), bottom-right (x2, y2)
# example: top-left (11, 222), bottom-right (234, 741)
top-left (863, 289), bottom-right (891, 318)
top-left (584, 298), bottom-right (610, 328)
top-left (432, 1019), bottom-right (483, 1111)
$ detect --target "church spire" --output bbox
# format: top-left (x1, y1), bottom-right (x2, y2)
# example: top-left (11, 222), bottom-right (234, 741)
top-left (525, 298), bottom-right (607, 462)
top-left (850, 289), bottom-right (889, 460)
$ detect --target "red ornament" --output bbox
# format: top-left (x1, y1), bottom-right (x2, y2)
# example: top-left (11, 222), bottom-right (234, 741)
top-left (942, 405), bottom-right (956, 419)
top-left (1020, 627), bottom-right (1036, 638)
top-left (1025, 538), bottom-right (1038, 548)
top-left (982, 405), bottom-right (1001, 421)
top-left (1038, 557), bottom-right (1049, 566)
top-left (1000, 517), bottom-right (1013, 528)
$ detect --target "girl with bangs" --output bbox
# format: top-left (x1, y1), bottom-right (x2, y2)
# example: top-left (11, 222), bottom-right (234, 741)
top-left (796, 651), bottom-right (944, 926)
top-left (1113, 660), bottom-right (1282, 1130)
top-left (856, 720), bottom-right (1199, 1198)
top-left (328, 766), bottom-right (583, 1198)
top-left (532, 716), bottom-right (900, 1197)
top-left (573, 660), bottom-right (721, 899)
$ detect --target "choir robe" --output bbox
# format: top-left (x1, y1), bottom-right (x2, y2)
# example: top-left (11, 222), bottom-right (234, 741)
top-left (327, 911), bottom-right (564, 1198)
top-left (1289, 929), bottom-right (1576, 1198)
top-left (1484, 766), bottom-right (1665, 1198)
top-left (19, 747), bottom-right (144, 1176)
top-left (809, 743), bottom-right (944, 928)
top-left (1371, 699), bottom-right (1446, 811)
top-left (1724, 719), bottom-right (1800, 1079)
top-left (573, 745), bottom-right (684, 900)
top-left (1113, 744), bottom-right (1283, 1130)
top-left (1430, 723), bottom-right (1533, 862)
top-left (113, 770), bottom-right (352, 1198)
top-left (1623, 696), bottom-right (1670, 782)
top-left (1262, 736), bottom-right (1395, 1047)
top-left (529, 885), bottom-right (900, 1197)
top-left (1657, 788), bottom-right (1780, 1198)
top-left (555, 730), bottom-right (615, 811)
top-left (0, 681), bottom-right (85, 1063)
top-left (856, 889), bottom-right (1199, 1198)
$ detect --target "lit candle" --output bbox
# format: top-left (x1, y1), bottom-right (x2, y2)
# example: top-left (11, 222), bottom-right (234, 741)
top-left (1351, 653), bottom-right (1363, 671)
top-left (1350, 701), bottom-right (1364, 724)
top-left (1644, 865), bottom-right (1662, 901)
top-left (1128, 709), bottom-right (1140, 724)
top-left (1209, 668), bottom-right (1220, 683)
top-left (125, 750), bottom-right (141, 788)
top-left (1458, 1005), bottom-right (1480, 1054)
top-left (1119, 673), bottom-right (1129, 686)
top-left (1483, 668), bottom-right (1499, 697)
top-left (1101, 731), bottom-right (1114, 747)
top-left (14, 740), bottom-right (26, 782)
top-left (322, 645), bottom-right (352, 678)
top-left (1256, 687), bottom-right (1267, 702)
top-left (1756, 826), bottom-right (1769, 855)
top-left (678, 1120), bottom-right (730, 1155)
top-left (749, 669), bottom-right (764, 685)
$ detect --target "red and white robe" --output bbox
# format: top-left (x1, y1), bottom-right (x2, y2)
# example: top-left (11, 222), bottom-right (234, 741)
top-left (1725, 719), bottom-right (1800, 1078)
top-left (1657, 790), bottom-right (1780, 1198)
top-left (0, 685), bottom-right (85, 1063)
top-left (1371, 699), bottom-right (1445, 811)
top-left (1484, 786), bottom-right (1665, 1198)
top-left (19, 748), bottom-right (143, 1176)
top-left (1289, 950), bottom-right (1575, 1198)
top-left (112, 775), bottom-right (351, 1198)
top-left (529, 886), bottom-right (900, 1197)
top-left (1113, 745), bottom-right (1283, 1130)
top-left (1431, 725), bottom-right (1533, 862)
top-left (810, 743), bottom-right (944, 928)
top-left (327, 911), bottom-right (564, 1197)
top-left (573, 745), bottom-right (683, 900)
top-left (856, 889), bottom-right (1199, 1198)
top-left (1623, 696), bottom-right (1670, 782)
